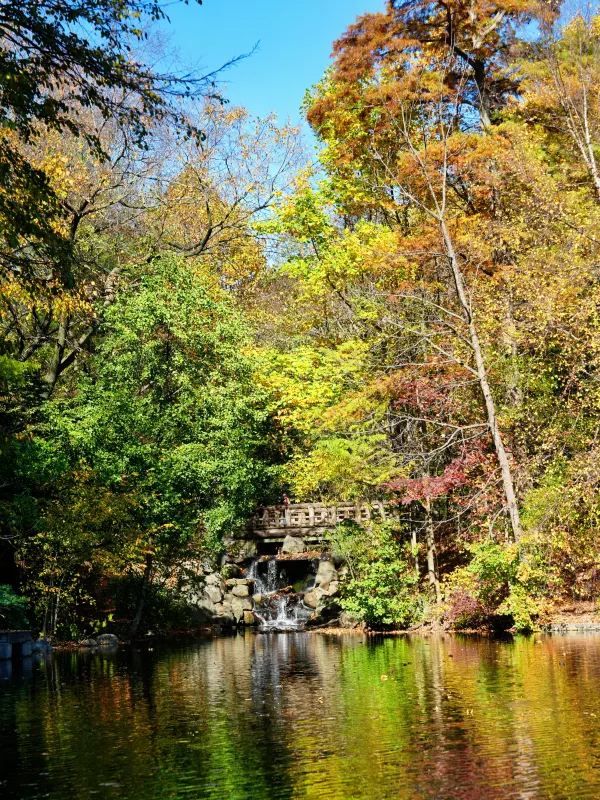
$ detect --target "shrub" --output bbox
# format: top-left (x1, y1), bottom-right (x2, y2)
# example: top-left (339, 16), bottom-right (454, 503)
top-left (443, 540), bottom-right (542, 632)
top-left (0, 585), bottom-right (29, 629)
top-left (445, 589), bottom-right (490, 630)
top-left (331, 521), bottom-right (422, 627)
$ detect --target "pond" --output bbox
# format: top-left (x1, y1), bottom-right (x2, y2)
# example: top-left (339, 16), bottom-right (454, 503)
top-left (1, 632), bottom-right (600, 799)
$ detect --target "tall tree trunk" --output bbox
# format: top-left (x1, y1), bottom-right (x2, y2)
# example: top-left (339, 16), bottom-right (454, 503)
top-left (549, 54), bottom-right (600, 203)
top-left (41, 584), bottom-right (51, 640)
top-left (582, 96), bottom-right (600, 203)
top-left (423, 498), bottom-right (441, 603)
top-left (42, 314), bottom-right (69, 398)
top-left (410, 507), bottom-right (420, 578)
top-left (129, 555), bottom-right (153, 638)
top-left (52, 585), bottom-right (62, 636)
top-left (440, 220), bottom-right (523, 543)
top-left (473, 58), bottom-right (492, 128)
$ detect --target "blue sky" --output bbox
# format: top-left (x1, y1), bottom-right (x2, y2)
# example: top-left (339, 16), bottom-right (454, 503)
top-left (161, 0), bottom-right (384, 124)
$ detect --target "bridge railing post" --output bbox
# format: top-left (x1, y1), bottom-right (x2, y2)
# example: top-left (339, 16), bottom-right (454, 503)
top-left (249, 500), bottom-right (393, 538)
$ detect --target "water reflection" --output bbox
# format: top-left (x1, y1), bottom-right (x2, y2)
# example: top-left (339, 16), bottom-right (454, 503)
top-left (1, 633), bottom-right (600, 799)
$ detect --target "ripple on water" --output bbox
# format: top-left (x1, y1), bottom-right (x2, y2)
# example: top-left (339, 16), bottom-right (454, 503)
top-left (1, 633), bottom-right (600, 799)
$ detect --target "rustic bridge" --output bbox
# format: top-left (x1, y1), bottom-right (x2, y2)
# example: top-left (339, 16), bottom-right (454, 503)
top-left (250, 501), bottom-right (395, 541)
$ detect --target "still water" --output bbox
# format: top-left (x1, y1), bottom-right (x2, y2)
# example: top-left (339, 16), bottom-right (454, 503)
top-left (2, 633), bottom-right (600, 800)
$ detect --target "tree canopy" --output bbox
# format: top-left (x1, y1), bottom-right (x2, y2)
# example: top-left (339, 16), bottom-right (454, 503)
top-left (2, 0), bottom-right (600, 635)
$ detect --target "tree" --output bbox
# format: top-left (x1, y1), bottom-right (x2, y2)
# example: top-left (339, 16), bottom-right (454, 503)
top-left (0, 100), bottom-right (300, 412)
top-left (309, 0), bottom-right (548, 135)
top-left (12, 255), bottom-right (283, 635)
top-left (0, 99), bottom-right (298, 585)
top-left (147, 104), bottom-right (302, 283)
top-left (0, 0), bottom-right (223, 415)
top-left (0, 0), bottom-right (224, 279)
top-left (520, 14), bottom-right (600, 201)
top-left (0, 109), bottom-right (151, 425)
top-left (308, 29), bottom-right (525, 541)
top-left (0, 0), bottom-right (211, 146)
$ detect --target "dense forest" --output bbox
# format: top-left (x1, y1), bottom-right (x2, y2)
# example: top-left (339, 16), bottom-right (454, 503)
top-left (1, 0), bottom-right (600, 637)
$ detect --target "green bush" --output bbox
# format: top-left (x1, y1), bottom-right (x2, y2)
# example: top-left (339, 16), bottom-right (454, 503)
top-left (444, 540), bottom-right (542, 632)
top-left (331, 521), bottom-right (422, 627)
top-left (0, 585), bottom-right (29, 629)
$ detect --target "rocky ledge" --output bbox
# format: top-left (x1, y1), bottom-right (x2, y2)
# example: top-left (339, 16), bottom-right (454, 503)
top-left (178, 545), bottom-right (346, 628)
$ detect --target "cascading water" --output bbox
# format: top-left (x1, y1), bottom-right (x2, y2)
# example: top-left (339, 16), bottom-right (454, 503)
top-left (267, 559), bottom-right (278, 593)
top-left (248, 558), bottom-right (314, 632)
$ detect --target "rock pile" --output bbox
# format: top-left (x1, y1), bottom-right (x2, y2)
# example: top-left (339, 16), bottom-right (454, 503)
top-left (304, 559), bottom-right (341, 612)
top-left (199, 575), bottom-right (257, 625)
top-left (179, 554), bottom-right (347, 628)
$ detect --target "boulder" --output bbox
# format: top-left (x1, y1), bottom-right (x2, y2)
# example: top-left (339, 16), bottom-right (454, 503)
top-left (303, 588), bottom-right (325, 609)
top-left (316, 560), bottom-right (337, 587)
top-left (196, 598), bottom-right (217, 616)
top-left (242, 610), bottom-right (257, 626)
top-left (322, 580), bottom-right (339, 597)
top-left (339, 611), bottom-right (362, 629)
top-left (227, 539), bottom-right (258, 563)
top-left (231, 596), bottom-right (253, 620)
top-left (32, 639), bottom-right (52, 654)
top-left (96, 633), bottom-right (119, 647)
top-left (308, 600), bottom-right (343, 627)
top-left (205, 573), bottom-right (223, 586)
top-left (282, 535), bottom-right (306, 554)
top-left (204, 585), bottom-right (223, 605)
top-left (231, 584), bottom-right (250, 598)
top-left (252, 593), bottom-right (264, 605)
top-left (213, 604), bottom-right (235, 623)
top-left (225, 578), bottom-right (250, 588)
top-left (79, 638), bottom-right (97, 648)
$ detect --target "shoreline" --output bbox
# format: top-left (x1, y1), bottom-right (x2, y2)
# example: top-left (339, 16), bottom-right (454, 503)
top-left (41, 600), bottom-right (600, 650)
top-left (48, 618), bottom-right (600, 651)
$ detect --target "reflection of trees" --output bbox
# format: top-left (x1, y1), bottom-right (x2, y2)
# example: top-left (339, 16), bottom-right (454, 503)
top-left (3, 635), bottom-right (600, 799)
top-left (335, 635), bottom-right (600, 800)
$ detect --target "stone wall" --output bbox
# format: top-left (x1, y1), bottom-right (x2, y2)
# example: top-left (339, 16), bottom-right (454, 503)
top-left (176, 539), bottom-right (349, 628)
top-left (180, 560), bottom-right (345, 628)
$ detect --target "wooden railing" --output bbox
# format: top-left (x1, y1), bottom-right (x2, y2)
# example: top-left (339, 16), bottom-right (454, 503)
top-left (250, 502), bottom-right (393, 538)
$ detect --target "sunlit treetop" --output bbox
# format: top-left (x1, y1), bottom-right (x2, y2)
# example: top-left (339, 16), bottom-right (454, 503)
top-left (309, 0), bottom-right (556, 135)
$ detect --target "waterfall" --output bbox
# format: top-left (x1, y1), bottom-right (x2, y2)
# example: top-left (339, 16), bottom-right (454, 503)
top-left (248, 558), bottom-right (313, 632)
top-left (267, 559), bottom-right (279, 592)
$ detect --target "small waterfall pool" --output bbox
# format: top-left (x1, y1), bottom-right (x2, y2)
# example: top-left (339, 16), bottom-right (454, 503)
top-left (248, 557), bottom-right (316, 632)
